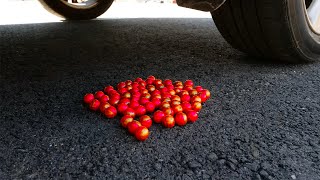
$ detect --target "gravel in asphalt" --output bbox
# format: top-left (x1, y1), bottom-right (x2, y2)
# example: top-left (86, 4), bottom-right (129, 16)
top-left (1, 18), bottom-right (320, 179)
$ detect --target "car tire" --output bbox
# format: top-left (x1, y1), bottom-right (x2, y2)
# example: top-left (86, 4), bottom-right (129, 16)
top-left (38, 0), bottom-right (114, 20)
top-left (211, 0), bottom-right (320, 63)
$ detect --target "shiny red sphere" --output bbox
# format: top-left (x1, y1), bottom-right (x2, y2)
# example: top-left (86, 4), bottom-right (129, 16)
top-left (153, 110), bottom-right (165, 123)
top-left (89, 99), bottom-right (100, 111)
top-left (162, 115), bottom-right (175, 128)
top-left (145, 102), bottom-right (156, 113)
top-left (129, 100), bottom-right (140, 109)
top-left (84, 93), bottom-right (94, 104)
top-left (124, 108), bottom-right (136, 118)
top-left (117, 103), bottom-right (129, 114)
top-left (186, 111), bottom-right (198, 123)
top-left (180, 94), bottom-right (191, 102)
top-left (99, 102), bottom-right (111, 113)
top-left (135, 126), bottom-right (150, 141)
top-left (184, 80), bottom-right (194, 87)
top-left (127, 120), bottom-right (141, 134)
top-left (104, 85), bottom-right (114, 94)
top-left (109, 98), bottom-right (120, 106)
top-left (120, 115), bottom-right (134, 128)
top-left (181, 102), bottom-right (192, 112)
top-left (135, 105), bottom-right (147, 117)
top-left (94, 91), bottom-right (105, 99)
top-left (175, 112), bottom-right (187, 126)
top-left (104, 106), bottom-right (117, 118)
top-left (139, 115), bottom-right (152, 129)
top-left (99, 95), bottom-right (109, 104)
top-left (172, 104), bottom-right (183, 114)
top-left (163, 79), bottom-right (173, 86)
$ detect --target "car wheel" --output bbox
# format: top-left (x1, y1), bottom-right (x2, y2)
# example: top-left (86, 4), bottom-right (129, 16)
top-left (211, 0), bottom-right (320, 62)
top-left (38, 0), bottom-right (114, 20)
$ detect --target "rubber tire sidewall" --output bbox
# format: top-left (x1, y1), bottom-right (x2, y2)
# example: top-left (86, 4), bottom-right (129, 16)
top-left (39, 0), bottom-right (114, 20)
top-left (288, 0), bottom-right (320, 61)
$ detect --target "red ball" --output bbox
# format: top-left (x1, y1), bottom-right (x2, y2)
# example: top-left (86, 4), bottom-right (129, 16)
top-left (162, 93), bottom-right (171, 100)
top-left (89, 99), bottom-right (100, 111)
top-left (195, 86), bottom-right (203, 92)
top-left (104, 85), bottom-right (114, 94)
top-left (139, 97), bottom-right (150, 105)
top-left (120, 115), bottom-right (134, 128)
top-left (160, 87), bottom-right (168, 94)
top-left (83, 93), bottom-right (94, 104)
top-left (147, 75), bottom-right (156, 81)
top-left (174, 81), bottom-right (183, 87)
top-left (151, 98), bottom-right (162, 108)
top-left (125, 80), bottom-right (132, 86)
top-left (99, 95), bottom-right (109, 104)
top-left (146, 78), bottom-right (154, 85)
top-left (127, 120), bottom-right (141, 134)
top-left (181, 102), bottom-right (192, 112)
top-left (129, 100), bottom-right (140, 109)
top-left (180, 94), bottom-right (191, 102)
top-left (186, 110), bottom-right (198, 123)
top-left (119, 98), bottom-right (130, 105)
top-left (130, 87), bottom-right (140, 94)
top-left (122, 92), bottom-right (131, 99)
top-left (118, 87), bottom-right (128, 95)
top-left (191, 96), bottom-right (202, 103)
top-left (189, 89), bottom-right (198, 97)
top-left (183, 85), bottom-right (193, 91)
top-left (172, 104), bottom-right (183, 114)
top-left (99, 102), bottom-right (111, 113)
top-left (171, 100), bottom-right (181, 106)
top-left (184, 80), bottom-right (194, 87)
top-left (142, 93), bottom-right (151, 100)
top-left (140, 89), bottom-right (149, 95)
top-left (203, 89), bottom-right (211, 100)
top-left (117, 82), bottom-right (126, 89)
top-left (162, 108), bottom-right (174, 116)
top-left (132, 92), bottom-right (141, 99)
top-left (110, 93), bottom-right (120, 100)
top-left (104, 106), bottom-right (117, 118)
top-left (154, 79), bottom-right (162, 86)
top-left (162, 115), bottom-right (175, 128)
top-left (151, 90), bottom-right (161, 96)
top-left (163, 79), bottom-right (173, 86)
top-left (135, 105), bottom-right (147, 117)
top-left (145, 102), bottom-right (156, 113)
top-left (127, 85), bottom-right (133, 91)
top-left (175, 112), bottom-right (187, 126)
top-left (135, 77), bottom-right (143, 82)
top-left (108, 89), bottom-right (119, 96)
top-left (117, 103), bottom-right (129, 114)
top-left (147, 85), bottom-right (156, 92)
top-left (171, 95), bottom-right (181, 102)
top-left (94, 91), bottom-right (105, 99)
top-left (139, 115), bottom-right (152, 129)
top-left (192, 102), bottom-right (202, 112)
top-left (168, 89), bottom-right (176, 96)
top-left (161, 102), bottom-right (171, 109)
top-left (109, 98), bottom-right (120, 106)
top-left (124, 108), bottom-right (136, 118)
top-left (153, 110), bottom-right (165, 123)
top-left (135, 126), bottom-right (150, 141)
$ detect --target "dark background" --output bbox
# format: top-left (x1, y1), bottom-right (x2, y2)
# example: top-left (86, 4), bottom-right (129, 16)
top-left (1, 18), bottom-right (320, 179)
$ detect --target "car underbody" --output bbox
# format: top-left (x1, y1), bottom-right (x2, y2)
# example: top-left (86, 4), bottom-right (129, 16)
top-left (176, 0), bottom-right (226, 11)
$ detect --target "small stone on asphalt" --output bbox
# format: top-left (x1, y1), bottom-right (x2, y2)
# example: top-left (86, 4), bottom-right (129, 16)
top-left (188, 160), bottom-right (202, 169)
top-left (207, 152), bottom-right (218, 161)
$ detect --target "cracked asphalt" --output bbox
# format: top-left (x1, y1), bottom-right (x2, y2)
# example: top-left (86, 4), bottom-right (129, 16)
top-left (1, 15), bottom-right (320, 179)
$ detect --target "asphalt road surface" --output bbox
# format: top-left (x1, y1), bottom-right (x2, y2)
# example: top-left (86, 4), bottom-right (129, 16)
top-left (1, 16), bottom-right (320, 180)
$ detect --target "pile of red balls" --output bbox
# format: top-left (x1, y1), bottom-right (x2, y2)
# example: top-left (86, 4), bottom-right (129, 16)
top-left (83, 76), bottom-right (211, 141)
